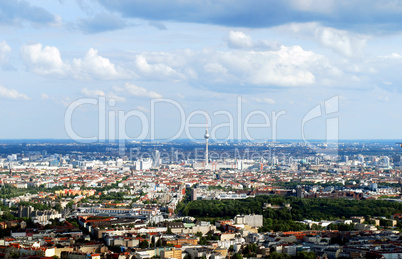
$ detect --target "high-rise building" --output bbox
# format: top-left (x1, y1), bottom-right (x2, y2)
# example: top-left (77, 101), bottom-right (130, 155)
top-left (116, 158), bottom-right (123, 167)
top-left (383, 156), bottom-right (390, 167)
top-left (343, 155), bottom-right (349, 163)
top-left (296, 186), bottom-right (304, 198)
top-left (358, 154), bottom-right (364, 163)
top-left (19, 206), bottom-right (34, 218)
top-left (315, 157), bottom-right (320, 165)
top-left (234, 214), bottom-right (263, 228)
top-left (393, 155), bottom-right (402, 166)
top-left (191, 188), bottom-right (198, 201)
top-left (153, 150), bottom-right (160, 167)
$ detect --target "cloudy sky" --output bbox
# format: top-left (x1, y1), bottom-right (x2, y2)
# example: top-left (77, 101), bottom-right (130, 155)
top-left (1, 0), bottom-right (402, 141)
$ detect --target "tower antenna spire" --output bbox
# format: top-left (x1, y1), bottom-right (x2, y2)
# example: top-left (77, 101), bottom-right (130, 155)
top-left (204, 118), bottom-right (209, 166)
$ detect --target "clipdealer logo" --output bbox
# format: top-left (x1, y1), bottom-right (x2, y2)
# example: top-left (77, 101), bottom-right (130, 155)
top-left (301, 95), bottom-right (339, 155)
top-left (64, 95), bottom-right (339, 156)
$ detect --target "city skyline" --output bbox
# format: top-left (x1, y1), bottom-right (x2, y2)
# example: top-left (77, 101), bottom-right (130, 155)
top-left (0, 1), bottom-right (402, 140)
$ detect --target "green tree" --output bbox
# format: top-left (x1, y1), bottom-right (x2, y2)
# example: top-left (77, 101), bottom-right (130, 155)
top-left (53, 203), bottom-right (62, 212)
top-left (139, 240), bottom-right (149, 249)
top-left (267, 252), bottom-right (291, 259)
top-left (199, 236), bottom-right (207, 245)
top-left (295, 251), bottom-right (316, 259)
top-left (195, 231), bottom-right (203, 238)
top-left (167, 227), bottom-right (173, 234)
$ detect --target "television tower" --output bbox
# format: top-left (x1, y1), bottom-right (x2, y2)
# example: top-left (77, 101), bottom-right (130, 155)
top-left (204, 124), bottom-right (210, 165)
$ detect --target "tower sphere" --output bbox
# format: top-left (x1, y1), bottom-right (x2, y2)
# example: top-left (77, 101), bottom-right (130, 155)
top-left (204, 130), bottom-right (210, 139)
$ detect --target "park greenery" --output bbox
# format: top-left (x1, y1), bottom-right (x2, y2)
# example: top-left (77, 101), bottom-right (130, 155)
top-left (176, 195), bottom-right (402, 232)
top-left (0, 180), bottom-right (130, 200)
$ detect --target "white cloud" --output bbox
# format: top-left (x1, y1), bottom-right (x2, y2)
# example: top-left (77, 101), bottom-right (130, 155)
top-left (134, 55), bottom-right (184, 80)
top-left (21, 43), bottom-right (129, 80)
top-left (20, 43), bottom-right (65, 75)
top-left (60, 96), bottom-right (72, 107)
top-left (112, 86), bottom-right (124, 92)
top-left (289, 0), bottom-right (335, 13)
top-left (284, 22), bottom-right (367, 57)
top-left (81, 87), bottom-right (126, 102)
top-left (133, 44), bottom-right (333, 88)
top-left (315, 27), bottom-right (367, 57)
top-left (377, 95), bottom-right (390, 102)
top-left (216, 45), bottom-right (320, 86)
top-left (0, 41), bottom-right (11, 63)
top-left (251, 46), bottom-right (318, 85)
top-left (20, 38), bottom-right (343, 92)
top-left (107, 92), bottom-right (126, 102)
top-left (204, 63), bottom-right (228, 74)
top-left (382, 53), bottom-right (402, 59)
top-left (136, 106), bottom-right (149, 112)
top-left (0, 85), bottom-right (29, 100)
top-left (81, 88), bottom-right (105, 97)
top-left (252, 97), bottom-right (276, 104)
top-left (115, 83), bottom-right (162, 99)
top-left (72, 48), bottom-right (129, 80)
top-left (228, 31), bottom-right (253, 49)
top-left (19, 39), bottom-right (330, 89)
top-left (227, 31), bottom-right (280, 50)
top-left (40, 93), bottom-right (49, 100)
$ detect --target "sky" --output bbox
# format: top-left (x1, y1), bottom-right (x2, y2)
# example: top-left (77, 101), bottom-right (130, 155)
top-left (0, 0), bottom-right (402, 141)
